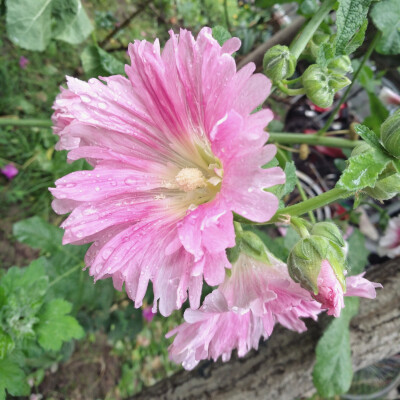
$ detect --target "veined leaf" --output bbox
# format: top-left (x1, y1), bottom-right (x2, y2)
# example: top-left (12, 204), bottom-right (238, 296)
top-left (0, 358), bottom-right (30, 400)
top-left (337, 149), bottom-right (390, 191)
top-left (335, 0), bottom-right (372, 55)
top-left (313, 297), bottom-right (360, 397)
top-left (6, 0), bottom-right (53, 51)
top-left (35, 299), bottom-right (84, 351)
top-left (371, 0), bottom-right (400, 55)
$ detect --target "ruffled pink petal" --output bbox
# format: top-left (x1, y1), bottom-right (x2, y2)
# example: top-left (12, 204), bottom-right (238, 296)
top-left (345, 273), bottom-right (382, 298)
top-left (177, 198), bottom-right (235, 261)
top-left (313, 260), bottom-right (344, 318)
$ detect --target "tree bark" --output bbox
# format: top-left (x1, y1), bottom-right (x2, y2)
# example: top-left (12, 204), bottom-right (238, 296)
top-left (132, 259), bottom-right (400, 400)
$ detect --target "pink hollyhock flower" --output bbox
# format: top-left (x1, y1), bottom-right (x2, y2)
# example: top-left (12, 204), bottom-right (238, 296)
top-left (19, 56), bottom-right (29, 69)
top-left (313, 260), bottom-right (382, 317)
top-left (167, 253), bottom-right (321, 369)
top-left (1, 164), bottom-right (18, 180)
top-left (142, 305), bottom-right (156, 322)
top-left (50, 28), bottom-right (285, 316)
top-left (378, 216), bottom-right (400, 259)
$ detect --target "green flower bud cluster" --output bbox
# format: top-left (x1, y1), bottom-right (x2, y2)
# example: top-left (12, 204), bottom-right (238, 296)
top-left (381, 109), bottom-right (400, 159)
top-left (302, 65), bottom-right (351, 108)
top-left (287, 220), bottom-right (346, 294)
top-left (263, 45), bottom-right (296, 82)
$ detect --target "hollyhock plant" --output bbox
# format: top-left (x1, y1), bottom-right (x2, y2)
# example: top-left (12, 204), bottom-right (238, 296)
top-left (378, 216), bottom-right (400, 259)
top-left (167, 252), bottom-right (321, 369)
top-left (50, 28), bottom-right (285, 316)
top-left (313, 260), bottom-right (382, 317)
top-left (1, 164), bottom-right (18, 180)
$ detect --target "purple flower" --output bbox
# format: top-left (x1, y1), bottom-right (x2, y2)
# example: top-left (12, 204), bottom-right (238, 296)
top-left (1, 164), bottom-right (18, 180)
top-left (142, 306), bottom-right (156, 322)
top-left (19, 56), bottom-right (29, 69)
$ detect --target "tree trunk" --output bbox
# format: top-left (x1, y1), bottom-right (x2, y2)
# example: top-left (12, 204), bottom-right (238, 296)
top-left (132, 259), bottom-right (400, 400)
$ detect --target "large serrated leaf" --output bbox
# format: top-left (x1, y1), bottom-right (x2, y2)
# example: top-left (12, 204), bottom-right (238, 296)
top-left (35, 299), bottom-right (84, 351)
top-left (313, 297), bottom-right (360, 397)
top-left (0, 358), bottom-right (30, 400)
top-left (371, 0), bottom-right (400, 55)
top-left (6, 0), bottom-right (53, 51)
top-left (335, 0), bottom-right (372, 55)
top-left (337, 150), bottom-right (390, 191)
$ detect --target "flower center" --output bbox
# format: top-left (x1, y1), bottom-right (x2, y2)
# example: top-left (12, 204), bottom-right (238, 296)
top-left (175, 168), bottom-right (207, 192)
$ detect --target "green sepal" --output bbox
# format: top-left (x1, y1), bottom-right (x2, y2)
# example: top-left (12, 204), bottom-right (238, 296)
top-left (311, 222), bottom-right (345, 248)
top-left (263, 45), bottom-right (296, 82)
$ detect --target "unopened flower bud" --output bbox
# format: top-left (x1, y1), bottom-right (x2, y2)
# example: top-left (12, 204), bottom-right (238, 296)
top-left (302, 65), bottom-right (351, 108)
top-left (288, 235), bottom-right (346, 294)
top-left (380, 109), bottom-right (400, 159)
top-left (263, 45), bottom-right (296, 82)
top-left (328, 55), bottom-right (352, 74)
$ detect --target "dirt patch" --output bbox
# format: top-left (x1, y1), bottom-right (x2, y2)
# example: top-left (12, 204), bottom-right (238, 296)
top-left (38, 334), bottom-right (121, 400)
top-left (0, 208), bottom-right (39, 269)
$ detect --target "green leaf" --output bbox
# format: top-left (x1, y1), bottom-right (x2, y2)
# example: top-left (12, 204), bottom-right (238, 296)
top-left (313, 297), bottom-right (360, 397)
top-left (212, 25), bottom-right (231, 46)
top-left (347, 228), bottom-right (368, 275)
top-left (371, 0), bottom-right (400, 55)
top-left (55, 0), bottom-right (93, 44)
top-left (35, 299), bottom-right (84, 351)
top-left (0, 259), bottom-right (49, 340)
top-left (335, 0), bottom-right (372, 55)
top-left (344, 19), bottom-right (368, 55)
top-left (354, 124), bottom-right (383, 151)
top-left (317, 42), bottom-right (335, 68)
top-left (13, 216), bottom-right (63, 253)
top-left (266, 161), bottom-right (296, 199)
top-left (6, 0), bottom-right (53, 51)
top-left (0, 329), bottom-right (14, 360)
top-left (81, 45), bottom-right (125, 78)
top-left (51, 0), bottom-right (79, 36)
top-left (0, 358), bottom-right (30, 400)
top-left (337, 149), bottom-right (391, 191)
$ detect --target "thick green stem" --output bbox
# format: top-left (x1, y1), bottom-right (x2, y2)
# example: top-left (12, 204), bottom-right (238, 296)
top-left (269, 132), bottom-right (358, 148)
top-left (236, 187), bottom-right (351, 225)
top-left (277, 82), bottom-right (306, 96)
top-left (289, 0), bottom-right (336, 59)
top-left (0, 118), bottom-right (52, 128)
top-left (270, 187), bottom-right (350, 224)
top-left (317, 32), bottom-right (381, 136)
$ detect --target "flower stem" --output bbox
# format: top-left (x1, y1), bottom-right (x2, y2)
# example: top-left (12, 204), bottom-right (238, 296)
top-left (0, 118), bottom-right (52, 128)
top-left (223, 0), bottom-right (232, 33)
top-left (270, 187), bottom-right (351, 223)
top-left (277, 82), bottom-right (306, 96)
top-left (289, 0), bottom-right (336, 59)
top-left (48, 263), bottom-right (83, 288)
top-left (317, 32), bottom-right (381, 136)
top-left (269, 132), bottom-right (358, 148)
